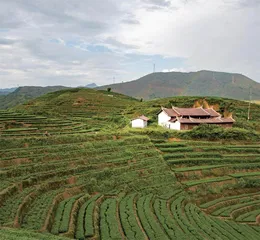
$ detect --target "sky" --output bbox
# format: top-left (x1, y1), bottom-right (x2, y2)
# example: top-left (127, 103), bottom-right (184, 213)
top-left (0, 0), bottom-right (260, 88)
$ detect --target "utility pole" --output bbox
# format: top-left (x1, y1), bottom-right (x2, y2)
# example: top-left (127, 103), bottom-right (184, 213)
top-left (247, 87), bottom-right (252, 121)
top-left (153, 63), bottom-right (155, 73)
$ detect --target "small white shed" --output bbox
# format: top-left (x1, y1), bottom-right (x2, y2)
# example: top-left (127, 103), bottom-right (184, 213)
top-left (131, 115), bottom-right (149, 128)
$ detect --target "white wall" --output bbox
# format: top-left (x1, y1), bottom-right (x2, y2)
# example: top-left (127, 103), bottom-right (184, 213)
top-left (158, 111), bottom-right (171, 126)
top-left (131, 119), bottom-right (147, 128)
top-left (169, 121), bottom-right (181, 130)
top-left (158, 111), bottom-right (181, 130)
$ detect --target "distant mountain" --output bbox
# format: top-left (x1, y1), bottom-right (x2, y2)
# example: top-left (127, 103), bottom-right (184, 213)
top-left (0, 86), bottom-right (69, 109)
top-left (85, 83), bottom-right (98, 88)
top-left (98, 70), bottom-right (260, 100)
top-left (0, 87), bottom-right (17, 95)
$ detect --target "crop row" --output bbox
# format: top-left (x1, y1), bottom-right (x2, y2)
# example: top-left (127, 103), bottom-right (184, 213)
top-left (75, 194), bottom-right (102, 239)
top-left (119, 194), bottom-right (146, 240)
top-left (100, 198), bottom-right (123, 239)
top-left (136, 194), bottom-right (168, 239)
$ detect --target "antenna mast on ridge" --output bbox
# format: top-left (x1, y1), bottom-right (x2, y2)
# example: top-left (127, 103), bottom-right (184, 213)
top-left (153, 63), bottom-right (155, 73)
top-left (247, 87), bottom-right (252, 121)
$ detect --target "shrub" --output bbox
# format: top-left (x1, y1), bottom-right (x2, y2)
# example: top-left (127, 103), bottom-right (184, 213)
top-left (180, 124), bottom-right (260, 141)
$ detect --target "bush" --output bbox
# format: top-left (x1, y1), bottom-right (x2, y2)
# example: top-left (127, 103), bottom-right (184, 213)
top-left (180, 124), bottom-right (260, 141)
top-left (220, 127), bottom-right (260, 141)
top-left (180, 124), bottom-right (223, 140)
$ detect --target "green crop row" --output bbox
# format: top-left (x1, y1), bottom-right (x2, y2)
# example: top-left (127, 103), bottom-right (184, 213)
top-left (83, 194), bottom-right (101, 238)
top-left (164, 152), bottom-right (222, 160)
top-left (0, 228), bottom-right (69, 240)
top-left (119, 194), bottom-right (146, 240)
top-left (154, 143), bottom-right (187, 148)
top-left (159, 147), bottom-right (194, 153)
top-left (51, 199), bottom-right (71, 234)
top-left (173, 164), bottom-right (226, 172)
top-left (153, 198), bottom-right (184, 239)
top-left (236, 209), bottom-right (260, 222)
top-left (22, 189), bottom-right (62, 230)
top-left (170, 196), bottom-right (201, 238)
top-left (212, 198), bottom-right (260, 217)
top-left (136, 194), bottom-right (168, 239)
top-left (59, 194), bottom-right (83, 233)
top-left (0, 187), bottom-right (34, 225)
top-left (230, 172), bottom-right (260, 178)
top-left (168, 157), bottom-right (260, 166)
top-left (184, 176), bottom-right (232, 187)
top-left (184, 203), bottom-right (221, 239)
top-left (200, 191), bottom-right (260, 209)
top-left (100, 198), bottom-right (122, 240)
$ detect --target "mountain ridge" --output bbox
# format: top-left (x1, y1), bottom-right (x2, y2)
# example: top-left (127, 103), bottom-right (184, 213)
top-left (0, 85), bottom-right (69, 109)
top-left (97, 70), bottom-right (260, 100)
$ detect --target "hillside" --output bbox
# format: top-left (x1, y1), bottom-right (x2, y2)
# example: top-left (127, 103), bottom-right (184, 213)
top-left (129, 96), bottom-right (260, 132)
top-left (0, 87), bottom-right (17, 95)
top-left (13, 89), bottom-right (260, 132)
top-left (0, 86), bottom-right (69, 110)
top-left (14, 88), bottom-right (139, 131)
top-left (1, 109), bottom-right (260, 239)
top-left (98, 70), bottom-right (260, 100)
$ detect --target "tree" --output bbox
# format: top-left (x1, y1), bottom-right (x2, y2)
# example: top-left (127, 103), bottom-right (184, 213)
top-left (107, 87), bottom-right (111, 92)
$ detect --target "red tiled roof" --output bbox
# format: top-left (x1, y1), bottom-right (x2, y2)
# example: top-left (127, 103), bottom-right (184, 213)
top-left (172, 107), bottom-right (210, 117)
top-left (133, 115), bottom-right (149, 121)
top-left (161, 107), bottom-right (178, 117)
top-left (160, 106), bottom-right (221, 117)
top-left (203, 108), bottom-right (221, 117)
top-left (177, 117), bottom-right (235, 124)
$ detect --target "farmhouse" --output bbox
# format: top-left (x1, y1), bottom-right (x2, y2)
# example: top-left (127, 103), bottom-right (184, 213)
top-left (131, 115), bottom-right (149, 128)
top-left (157, 106), bottom-right (235, 130)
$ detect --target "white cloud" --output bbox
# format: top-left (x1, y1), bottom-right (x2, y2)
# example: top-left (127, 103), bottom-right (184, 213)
top-left (162, 68), bottom-right (190, 73)
top-left (0, 0), bottom-right (259, 88)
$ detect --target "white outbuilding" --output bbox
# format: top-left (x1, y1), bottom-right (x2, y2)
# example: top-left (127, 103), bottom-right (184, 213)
top-left (131, 115), bottom-right (149, 128)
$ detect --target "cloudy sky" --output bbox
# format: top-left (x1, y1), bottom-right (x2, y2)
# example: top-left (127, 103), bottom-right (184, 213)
top-left (0, 0), bottom-right (260, 88)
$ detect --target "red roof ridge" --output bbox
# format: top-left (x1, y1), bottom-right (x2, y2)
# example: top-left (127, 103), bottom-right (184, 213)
top-left (172, 106), bottom-right (181, 115)
top-left (200, 107), bottom-right (211, 115)
top-left (132, 115), bottom-right (149, 121)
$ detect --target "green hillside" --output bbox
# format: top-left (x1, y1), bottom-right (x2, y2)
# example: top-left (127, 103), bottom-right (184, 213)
top-left (1, 89), bottom-right (260, 239)
top-left (12, 89), bottom-right (260, 133)
top-left (98, 70), bottom-right (260, 100)
top-left (1, 108), bottom-right (260, 239)
top-left (13, 88), bottom-right (139, 132)
top-left (0, 86), bottom-right (69, 110)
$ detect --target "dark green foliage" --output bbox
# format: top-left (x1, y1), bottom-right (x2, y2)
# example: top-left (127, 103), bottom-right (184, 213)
top-left (180, 124), bottom-right (260, 141)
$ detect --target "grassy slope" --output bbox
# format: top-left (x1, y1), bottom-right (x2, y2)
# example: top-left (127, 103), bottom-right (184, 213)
top-left (98, 70), bottom-right (260, 100)
top-left (14, 88), bottom-right (138, 116)
top-left (0, 86), bottom-right (69, 110)
top-left (1, 115), bottom-right (260, 239)
top-left (2, 90), bottom-right (260, 239)
top-left (13, 90), bottom-right (260, 132)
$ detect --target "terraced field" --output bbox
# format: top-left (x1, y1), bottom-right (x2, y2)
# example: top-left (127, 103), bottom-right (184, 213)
top-left (1, 108), bottom-right (260, 239)
top-left (0, 110), bottom-right (96, 137)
